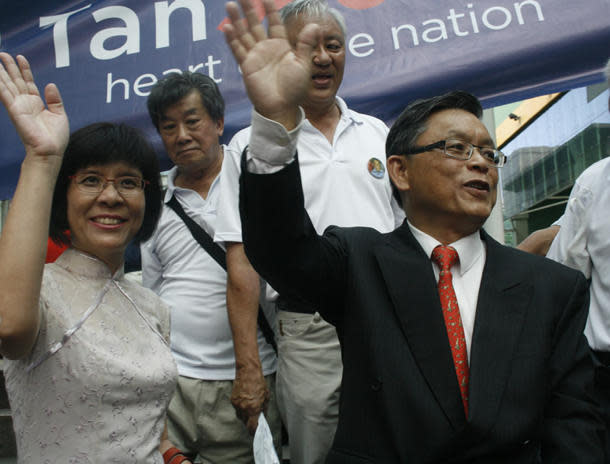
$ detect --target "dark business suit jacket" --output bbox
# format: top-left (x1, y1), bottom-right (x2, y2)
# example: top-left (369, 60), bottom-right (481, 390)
top-left (240, 158), bottom-right (604, 463)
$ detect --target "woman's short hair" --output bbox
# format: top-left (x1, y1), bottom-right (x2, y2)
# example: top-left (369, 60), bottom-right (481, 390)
top-left (49, 122), bottom-right (162, 245)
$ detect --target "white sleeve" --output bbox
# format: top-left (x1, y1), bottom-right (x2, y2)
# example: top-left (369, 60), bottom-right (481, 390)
top-left (140, 238), bottom-right (164, 293)
top-left (214, 145), bottom-right (246, 244)
top-left (546, 181), bottom-right (593, 279)
top-left (247, 108), bottom-right (305, 174)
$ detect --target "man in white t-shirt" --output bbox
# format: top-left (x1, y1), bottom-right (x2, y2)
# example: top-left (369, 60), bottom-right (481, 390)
top-left (214, 1), bottom-right (403, 463)
top-left (141, 71), bottom-right (280, 462)
top-left (547, 58), bottom-right (610, 462)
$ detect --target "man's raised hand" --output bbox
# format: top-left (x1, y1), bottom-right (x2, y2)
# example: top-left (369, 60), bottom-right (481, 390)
top-left (223, 0), bottom-right (320, 129)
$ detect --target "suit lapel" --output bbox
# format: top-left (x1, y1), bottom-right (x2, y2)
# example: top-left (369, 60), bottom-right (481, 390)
top-left (375, 223), bottom-right (466, 429)
top-left (467, 231), bottom-right (533, 431)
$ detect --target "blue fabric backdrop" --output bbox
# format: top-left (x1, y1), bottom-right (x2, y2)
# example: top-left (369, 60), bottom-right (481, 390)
top-left (0, 0), bottom-right (608, 199)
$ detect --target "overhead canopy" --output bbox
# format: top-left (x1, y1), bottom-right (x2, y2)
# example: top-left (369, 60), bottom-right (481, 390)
top-left (0, 0), bottom-right (608, 199)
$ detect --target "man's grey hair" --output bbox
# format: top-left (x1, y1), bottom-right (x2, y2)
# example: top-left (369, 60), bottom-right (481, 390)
top-left (280, 0), bottom-right (347, 37)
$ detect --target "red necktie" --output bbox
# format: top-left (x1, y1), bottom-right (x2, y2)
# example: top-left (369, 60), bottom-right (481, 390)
top-left (431, 245), bottom-right (469, 416)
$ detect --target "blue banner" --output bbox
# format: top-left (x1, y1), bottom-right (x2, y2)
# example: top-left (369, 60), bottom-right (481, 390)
top-left (0, 0), bottom-right (609, 199)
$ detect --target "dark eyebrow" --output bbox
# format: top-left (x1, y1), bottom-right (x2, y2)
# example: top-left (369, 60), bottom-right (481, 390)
top-left (77, 167), bottom-right (141, 177)
top-left (118, 169), bottom-right (142, 177)
top-left (183, 108), bottom-right (199, 117)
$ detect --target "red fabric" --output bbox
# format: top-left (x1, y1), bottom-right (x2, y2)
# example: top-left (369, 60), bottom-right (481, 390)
top-left (168, 456), bottom-right (189, 464)
top-left (431, 245), bottom-right (469, 415)
top-left (162, 447), bottom-right (191, 464)
top-left (45, 237), bottom-right (68, 263)
top-left (162, 447), bottom-right (182, 464)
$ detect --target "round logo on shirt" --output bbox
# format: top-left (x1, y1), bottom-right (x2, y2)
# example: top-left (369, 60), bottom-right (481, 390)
top-left (367, 157), bottom-right (386, 179)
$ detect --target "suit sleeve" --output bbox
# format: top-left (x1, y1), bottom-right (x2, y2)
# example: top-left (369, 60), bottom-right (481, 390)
top-left (542, 271), bottom-right (605, 463)
top-left (239, 155), bottom-right (348, 326)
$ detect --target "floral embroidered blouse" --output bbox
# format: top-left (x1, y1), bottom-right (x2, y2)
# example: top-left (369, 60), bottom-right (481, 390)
top-left (4, 248), bottom-right (178, 463)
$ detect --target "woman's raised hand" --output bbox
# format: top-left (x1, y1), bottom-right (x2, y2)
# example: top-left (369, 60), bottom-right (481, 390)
top-left (0, 53), bottom-right (69, 162)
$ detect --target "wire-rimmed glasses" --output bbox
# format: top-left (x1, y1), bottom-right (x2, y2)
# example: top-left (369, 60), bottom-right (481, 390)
top-left (404, 138), bottom-right (507, 167)
top-left (69, 173), bottom-right (149, 196)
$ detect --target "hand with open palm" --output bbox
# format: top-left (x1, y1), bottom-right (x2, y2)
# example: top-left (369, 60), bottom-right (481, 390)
top-left (0, 53), bottom-right (69, 361)
top-left (0, 53), bottom-right (69, 166)
top-left (223, 0), bottom-right (320, 129)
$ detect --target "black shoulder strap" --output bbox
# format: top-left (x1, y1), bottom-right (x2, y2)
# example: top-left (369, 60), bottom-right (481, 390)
top-left (167, 195), bottom-right (226, 269)
top-left (166, 195), bottom-right (277, 353)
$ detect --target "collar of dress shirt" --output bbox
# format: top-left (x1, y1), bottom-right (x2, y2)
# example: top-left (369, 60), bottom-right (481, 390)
top-left (407, 220), bottom-right (484, 277)
top-left (163, 166), bottom-right (179, 203)
top-left (335, 96), bottom-right (363, 126)
top-left (162, 159), bottom-right (223, 204)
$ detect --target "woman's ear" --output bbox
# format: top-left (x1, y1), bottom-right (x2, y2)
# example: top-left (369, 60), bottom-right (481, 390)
top-left (387, 155), bottom-right (410, 193)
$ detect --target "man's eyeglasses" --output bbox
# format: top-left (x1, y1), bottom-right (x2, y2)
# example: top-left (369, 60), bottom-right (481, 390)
top-left (69, 174), bottom-right (149, 196)
top-left (404, 138), bottom-right (507, 167)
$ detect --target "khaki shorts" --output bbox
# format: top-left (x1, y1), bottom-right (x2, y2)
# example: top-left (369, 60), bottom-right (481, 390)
top-left (167, 374), bottom-right (281, 464)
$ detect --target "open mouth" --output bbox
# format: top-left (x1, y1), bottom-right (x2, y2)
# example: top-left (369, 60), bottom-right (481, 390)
top-left (464, 180), bottom-right (490, 191)
top-left (312, 73), bottom-right (332, 84)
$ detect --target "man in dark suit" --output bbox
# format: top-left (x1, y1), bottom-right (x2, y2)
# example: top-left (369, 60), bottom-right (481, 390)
top-left (223, 0), bottom-right (605, 461)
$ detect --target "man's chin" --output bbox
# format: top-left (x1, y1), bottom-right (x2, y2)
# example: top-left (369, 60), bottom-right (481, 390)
top-left (304, 91), bottom-right (338, 109)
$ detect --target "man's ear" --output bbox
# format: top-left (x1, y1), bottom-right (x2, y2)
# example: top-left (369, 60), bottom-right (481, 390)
top-left (216, 117), bottom-right (225, 137)
top-left (387, 155), bottom-right (410, 192)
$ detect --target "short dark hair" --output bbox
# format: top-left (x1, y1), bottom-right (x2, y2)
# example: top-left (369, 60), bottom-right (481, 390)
top-left (50, 122), bottom-right (163, 245)
top-left (147, 71), bottom-right (225, 131)
top-left (385, 91), bottom-right (483, 206)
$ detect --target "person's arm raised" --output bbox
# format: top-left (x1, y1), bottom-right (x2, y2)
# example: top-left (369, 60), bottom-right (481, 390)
top-left (0, 53), bottom-right (69, 359)
top-left (223, 0), bottom-right (319, 130)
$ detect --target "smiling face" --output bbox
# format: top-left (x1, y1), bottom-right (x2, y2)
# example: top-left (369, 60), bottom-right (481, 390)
top-left (67, 162), bottom-right (145, 272)
top-left (285, 13), bottom-right (346, 113)
top-left (399, 109), bottom-right (498, 243)
top-left (159, 89), bottom-right (224, 176)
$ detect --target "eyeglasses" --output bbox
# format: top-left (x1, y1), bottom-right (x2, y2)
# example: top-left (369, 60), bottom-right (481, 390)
top-left (404, 138), bottom-right (507, 167)
top-left (69, 173), bottom-right (149, 196)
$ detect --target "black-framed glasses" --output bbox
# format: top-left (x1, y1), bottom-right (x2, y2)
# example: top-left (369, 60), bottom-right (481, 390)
top-left (404, 138), bottom-right (507, 167)
top-left (69, 173), bottom-right (149, 196)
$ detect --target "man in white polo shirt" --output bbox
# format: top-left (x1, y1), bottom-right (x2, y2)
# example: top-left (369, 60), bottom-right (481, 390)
top-left (141, 71), bottom-right (280, 462)
top-left (214, 1), bottom-right (403, 462)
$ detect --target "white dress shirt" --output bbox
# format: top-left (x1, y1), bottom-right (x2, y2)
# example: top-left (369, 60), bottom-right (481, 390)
top-left (408, 222), bottom-right (486, 360)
